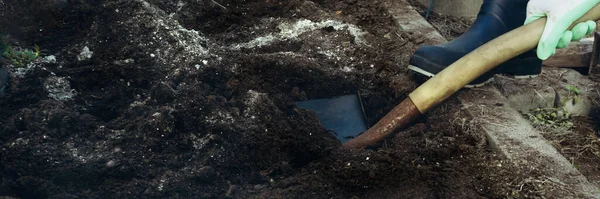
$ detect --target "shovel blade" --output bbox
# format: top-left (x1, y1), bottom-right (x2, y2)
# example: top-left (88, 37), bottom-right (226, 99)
top-left (295, 94), bottom-right (368, 143)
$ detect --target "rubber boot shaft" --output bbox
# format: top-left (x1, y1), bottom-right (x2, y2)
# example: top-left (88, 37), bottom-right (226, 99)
top-left (440, 0), bottom-right (529, 51)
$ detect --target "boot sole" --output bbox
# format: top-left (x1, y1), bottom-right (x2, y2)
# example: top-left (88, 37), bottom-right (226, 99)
top-left (407, 65), bottom-right (493, 88)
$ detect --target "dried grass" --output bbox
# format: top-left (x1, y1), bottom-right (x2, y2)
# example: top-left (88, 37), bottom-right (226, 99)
top-left (405, 0), bottom-right (474, 41)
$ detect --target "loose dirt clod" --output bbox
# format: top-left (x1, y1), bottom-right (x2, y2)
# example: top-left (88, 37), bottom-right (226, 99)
top-left (44, 76), bottom-right (77, 101)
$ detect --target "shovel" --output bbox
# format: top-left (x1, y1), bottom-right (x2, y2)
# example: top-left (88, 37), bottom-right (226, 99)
top-left (295, 93), bottom-right (369, 143)
top-left (339, 5), bottom-right (600, 149)
top-left (298, 5), bottom-right (600, 149)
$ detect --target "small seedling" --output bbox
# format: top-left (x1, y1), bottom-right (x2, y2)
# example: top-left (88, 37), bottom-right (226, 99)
top-left (566, 84), bottom-right (581, 94)
top-left (2, 44), bottom-right (41, 67)
top-left (565, 84), bottom-right (581, 105)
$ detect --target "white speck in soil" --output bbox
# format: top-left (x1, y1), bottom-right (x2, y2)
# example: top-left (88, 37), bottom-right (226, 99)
top-left (342, 66), bottom-right (353, 72)
top-left (44, 76), bottom-right (77, 101)
top-left (77, 46), bottom-right (93, 61)
top-left (205, 111), bottom-right (235, 125)
top-left (106, 160), bottom-right (117, 167)
top-left (231, 19), bottom-right (369, 49)
top-left (42, 55), bottom-right (57, 63)
top-left (158, 178), bottom-right (166, 191)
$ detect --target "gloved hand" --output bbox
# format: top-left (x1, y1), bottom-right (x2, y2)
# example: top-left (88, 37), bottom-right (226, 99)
top-left (524, 0), bottom-right (600, 60)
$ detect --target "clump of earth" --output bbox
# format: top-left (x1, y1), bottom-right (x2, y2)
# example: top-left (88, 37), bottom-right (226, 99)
top-left (0, 0), bottom-right (541, 198)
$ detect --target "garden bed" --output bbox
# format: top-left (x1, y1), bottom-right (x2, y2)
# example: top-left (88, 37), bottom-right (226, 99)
top-left (0, 0), bottom-right (560, 198)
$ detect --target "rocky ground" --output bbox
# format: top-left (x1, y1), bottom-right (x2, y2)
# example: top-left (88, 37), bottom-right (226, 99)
top-left (1, 0), bottom-right (592, 198)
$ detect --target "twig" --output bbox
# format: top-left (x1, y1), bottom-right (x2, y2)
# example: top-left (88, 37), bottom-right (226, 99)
top-left (210, 0), bottom-right (227, 10)
top-left (532, 88), bottom-right (548, 104)
top-left (551, 87), bottom-right (561, 108)
top-left (558, 69), bottom-right (568, 79)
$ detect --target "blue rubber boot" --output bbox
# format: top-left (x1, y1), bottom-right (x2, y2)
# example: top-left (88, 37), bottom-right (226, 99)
top-left (408, 0), bottom-right (542, 88)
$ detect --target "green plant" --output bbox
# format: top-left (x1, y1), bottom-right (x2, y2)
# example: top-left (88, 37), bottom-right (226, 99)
top-left (524, 107), bottom-right (574, 129)
top-left (565, 84), bottom-right (581, 105)
top-left (2, 44), bottom-right (40, 67)
top-left (523, 85), bottom-right (582, 129)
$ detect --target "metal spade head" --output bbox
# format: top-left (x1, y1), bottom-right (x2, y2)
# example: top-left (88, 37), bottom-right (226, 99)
top-left (295, 94), bottom-right (368, 143)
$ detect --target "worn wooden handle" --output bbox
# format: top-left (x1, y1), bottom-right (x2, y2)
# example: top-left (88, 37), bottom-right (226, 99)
top-left (409, 4), bottom-right (600, 114)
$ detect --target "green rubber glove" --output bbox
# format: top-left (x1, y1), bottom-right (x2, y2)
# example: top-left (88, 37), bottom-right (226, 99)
top-left (524, 0), bottom-right (600, 60)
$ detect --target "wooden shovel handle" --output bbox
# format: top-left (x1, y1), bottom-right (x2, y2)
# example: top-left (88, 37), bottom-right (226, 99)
top-left (343, 4), bottom-right (600, 149)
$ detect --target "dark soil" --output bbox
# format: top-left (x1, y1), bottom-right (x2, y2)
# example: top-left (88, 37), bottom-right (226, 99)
top-left (0, 0), bottom-right (536, 198)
